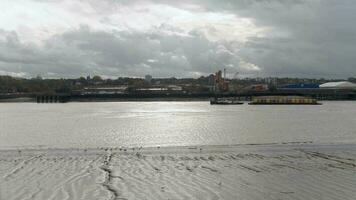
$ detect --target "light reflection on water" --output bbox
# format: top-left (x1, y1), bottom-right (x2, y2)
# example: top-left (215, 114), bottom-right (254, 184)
top-left (0, 101), bottom-right (356, 149)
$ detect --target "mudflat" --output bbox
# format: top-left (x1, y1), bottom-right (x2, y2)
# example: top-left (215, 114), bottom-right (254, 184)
top-left (1, 144), bottom-right (356, 200)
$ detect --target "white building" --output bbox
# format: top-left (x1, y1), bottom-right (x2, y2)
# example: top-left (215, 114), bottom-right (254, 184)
top-left (319, 81), bottom-right (356, 89)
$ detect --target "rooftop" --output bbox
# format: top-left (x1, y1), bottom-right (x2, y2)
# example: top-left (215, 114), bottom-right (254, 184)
top-left (319, 81), bottom-right (356, 89)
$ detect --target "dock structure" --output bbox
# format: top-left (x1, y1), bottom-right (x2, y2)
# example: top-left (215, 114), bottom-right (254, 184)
top-left (36, 95), bottom-right (70, 103)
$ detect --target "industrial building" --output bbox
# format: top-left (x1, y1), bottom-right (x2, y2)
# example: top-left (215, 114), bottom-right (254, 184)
top-left (80, 86), bottom-right (128, 95)
top-left (279, 83), bottom-right (319, 89)
top-left (213, 70), bottom-right (229, 92)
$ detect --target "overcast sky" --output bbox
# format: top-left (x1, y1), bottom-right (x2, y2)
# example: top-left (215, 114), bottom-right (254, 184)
top-left (0, 0), bottom-right (355, 79)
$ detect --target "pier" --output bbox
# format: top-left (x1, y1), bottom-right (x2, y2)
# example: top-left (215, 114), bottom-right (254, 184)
top-left (36, 95), bottom-right (70, 103)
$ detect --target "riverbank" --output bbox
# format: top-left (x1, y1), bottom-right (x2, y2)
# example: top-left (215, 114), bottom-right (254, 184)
top-left (0, 97), bottom-right (213, 103)
top-left (1, 88), bottom-right (356, 103)
top-left (1, 143), bottom-right (355, 200)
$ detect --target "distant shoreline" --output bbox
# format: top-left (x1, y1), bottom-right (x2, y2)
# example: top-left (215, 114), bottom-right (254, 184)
top-left (0, 97), bottom-right (212, 103)
top-left (1, 89), bottom-right (356, 102)
top-left (2, 97), bottom-right (356, 103)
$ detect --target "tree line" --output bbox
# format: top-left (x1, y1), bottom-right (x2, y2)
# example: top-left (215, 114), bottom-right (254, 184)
top-left (1, 75), bottom-right (355, 94)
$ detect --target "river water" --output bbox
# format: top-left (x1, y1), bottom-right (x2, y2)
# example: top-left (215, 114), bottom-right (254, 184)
top-left (0, 101), bottom-right (355, 149)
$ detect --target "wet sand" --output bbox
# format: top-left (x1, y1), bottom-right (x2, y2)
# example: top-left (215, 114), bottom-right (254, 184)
top-left (1, 144), bottom-right (356, 200)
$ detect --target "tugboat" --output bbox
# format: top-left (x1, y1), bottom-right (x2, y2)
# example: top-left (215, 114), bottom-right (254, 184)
top-left (210, 97), bottom-right (244, 105)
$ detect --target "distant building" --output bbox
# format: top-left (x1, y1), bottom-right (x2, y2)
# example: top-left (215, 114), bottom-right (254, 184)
top-left (136, 85), bottom-right (182, 92)
top-left (81, 86), bottom-right (128, 95)
top-left (279, 83), bottom-right (319, 89)
top-left (244, 84), bottom-right (269, 92)
top-left (167, 85), bottom-right (183, 91)
top-left (145, 75), bottom-right (152, 84)
top-left (319, 81), bottom-right (356, 89)
top-left (213, 70), bottom-right (229, 92)
top-left (266, 77), bottom-right (278, 88)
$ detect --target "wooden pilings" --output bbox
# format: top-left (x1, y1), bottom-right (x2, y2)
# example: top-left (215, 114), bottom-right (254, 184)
top-left (36, 95), bottom-right (70, 103)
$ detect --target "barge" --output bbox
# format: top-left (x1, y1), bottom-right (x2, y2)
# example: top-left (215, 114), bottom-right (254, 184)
top-left (248, 96), bottom-right (321, 105)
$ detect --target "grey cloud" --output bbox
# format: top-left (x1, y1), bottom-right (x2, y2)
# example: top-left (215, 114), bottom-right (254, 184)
top-left (1, 0), bottom-right (356, 78)
top-left (155, 0), bottom-right (356, 78)
top-left (240, 1), bottom-right (356, 78)
top-left (0, 25), bottom-right (247, 78)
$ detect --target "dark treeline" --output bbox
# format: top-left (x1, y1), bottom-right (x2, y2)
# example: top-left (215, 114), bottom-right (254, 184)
top-left (1, 75), bottom-right (356, 95)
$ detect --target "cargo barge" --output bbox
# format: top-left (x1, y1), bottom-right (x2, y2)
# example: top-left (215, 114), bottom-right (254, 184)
top-left (248, 96), bottom-right (321, 105)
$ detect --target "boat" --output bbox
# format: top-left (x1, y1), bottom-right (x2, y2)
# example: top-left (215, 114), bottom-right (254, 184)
top-left (210, 98), bottom-right (244, 105)
top-left (248, 96), bottom-right (321, 105)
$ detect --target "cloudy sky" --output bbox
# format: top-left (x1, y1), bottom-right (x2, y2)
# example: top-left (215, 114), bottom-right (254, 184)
top-left (0, 0), bottom-right (355, 78)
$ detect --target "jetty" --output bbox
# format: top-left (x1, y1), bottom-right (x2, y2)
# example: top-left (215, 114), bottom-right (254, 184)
top-left (36, 95), bottom-right (71, 103)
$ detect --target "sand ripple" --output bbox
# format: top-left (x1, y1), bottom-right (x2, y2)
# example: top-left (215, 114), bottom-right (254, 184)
top-left (1, 144), bottom-right (356, 200)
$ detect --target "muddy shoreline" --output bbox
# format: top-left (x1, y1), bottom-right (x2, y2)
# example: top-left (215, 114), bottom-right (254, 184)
top-left (1, 143), bottom-right (356, 200)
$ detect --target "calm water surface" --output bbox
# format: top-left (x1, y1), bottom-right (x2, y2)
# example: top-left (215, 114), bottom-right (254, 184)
top-left (1, 101), bottom-right (356, 149)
